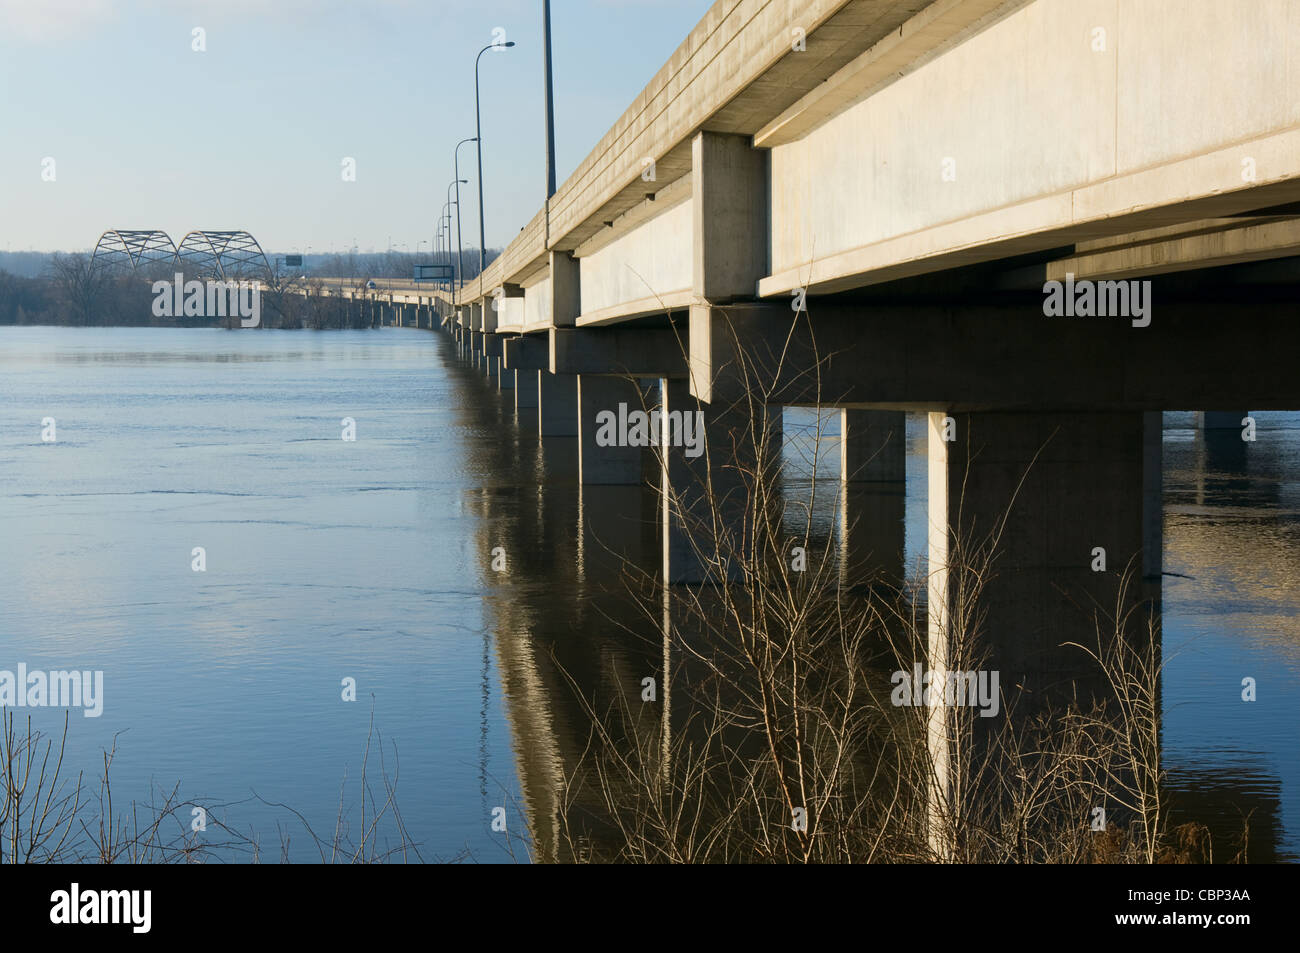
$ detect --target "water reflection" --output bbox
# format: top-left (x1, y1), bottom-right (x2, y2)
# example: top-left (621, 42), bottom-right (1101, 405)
top-left (445, 336), bottom-right (1297, 860)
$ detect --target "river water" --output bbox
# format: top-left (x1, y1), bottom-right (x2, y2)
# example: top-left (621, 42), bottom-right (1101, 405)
top-left (0, 326), bottom-right (1295, 862)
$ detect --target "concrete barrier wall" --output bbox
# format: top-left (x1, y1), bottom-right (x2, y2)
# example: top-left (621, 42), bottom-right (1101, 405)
top-left (769, 0), bottom-right (1300, 279)
top-left (579, 195), bottom-right (692, 317)
top-left (498, 295), bottom-right (525, 330)
top-left (524, 276), bottom-right (552, 330)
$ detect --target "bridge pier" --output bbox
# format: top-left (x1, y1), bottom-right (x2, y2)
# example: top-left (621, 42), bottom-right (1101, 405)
top-left (578, 375), bottom-right (645, 485)
top-left (839, 410), bottom-right (907, 590)
top-left (482, 335), bottom-right (503, 384)
top-left (515, 369), bottom-right (539, 417)
top-left (579, 484), bottom-right (658, 579)
top-left (469, 331), bottom-right (484, 373)
top-left (1198, 411), bottom-right (1249, 430)
top-left (658, 378), bottom-right (769, 584)
top-left (925, 410), bottom-right (1160, 710)
top-left (841, 410), bottom-right (905, 482)
top-left (538, 371), bottom-right (579, 438)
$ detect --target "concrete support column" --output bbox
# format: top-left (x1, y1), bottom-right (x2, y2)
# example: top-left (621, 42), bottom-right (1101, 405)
top-left (660, 378), bottom-right (757, 584)
top-left (926, 411), bottom-right (1157, 708)
top-left (841, 409), bottom-right (905, 482)
top-left (579, 484), bottom-right (658, 579)
top-left (1198, 411), bottom-right (1250, 473)
top-left (499, 364), bottom-right (516, 393)
top-left (538, 372), bottom-right (579, 437)
top-left (1198, 411), bottom-right (1248, 430)
top-left (550, 251), bottom-right (581, 327)
top-left (838, 409), bottom-right (907, 588)
top-left (839, 481), bottom-right (905, 590)
top-left (693, 131), bottom-right (769, 302)
top-left (481, 335), bottom-right (503, 384)
top-left (578, 375), bottom-right (644, 485)
top-left (516, 369), bottom-right (540, 415)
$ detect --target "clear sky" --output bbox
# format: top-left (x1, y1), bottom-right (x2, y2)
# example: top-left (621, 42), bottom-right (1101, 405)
top-left (0, 0), bottom-right (716, 254)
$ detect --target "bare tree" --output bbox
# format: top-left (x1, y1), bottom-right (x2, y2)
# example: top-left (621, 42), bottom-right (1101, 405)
top-left (48, 253), bottom-right (109, 326)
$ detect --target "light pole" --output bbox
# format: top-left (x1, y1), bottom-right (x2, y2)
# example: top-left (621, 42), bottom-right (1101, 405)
top-left (454, 137), bottom-right (477, 292)
top-left (447, 178), bottom-right (466, 289)
top-left (441, 200), bottom-right (455, 291)
top-left (475, 39), bottom-right (516, 286)
top-left (544, 1), bottom-right (556, 199)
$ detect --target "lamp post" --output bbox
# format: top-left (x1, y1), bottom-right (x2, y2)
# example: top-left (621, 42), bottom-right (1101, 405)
top-left (475, 39), bottom-right (516, 286)
top-left (440, 201), bottom-right (453, 292)
top-left (543, 1), bottom-right (556, 200)
top-left (446, 178), bottom-right (465, 291)
top-left (454, 137), bottom-right (477, 293)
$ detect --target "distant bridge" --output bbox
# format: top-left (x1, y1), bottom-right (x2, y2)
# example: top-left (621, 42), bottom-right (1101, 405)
top-left (92, 229), bottom-right (271, 280)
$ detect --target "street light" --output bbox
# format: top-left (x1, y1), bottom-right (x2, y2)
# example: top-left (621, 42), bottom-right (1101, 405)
top-left (544, 1), bottom-right (556, 199)
top-left (441, 200), bottom-right (455, 291)
top-left (475, 39), bottom-right (516, 287)
top-left (454, 137), bottom-right (477, 293)
top-left (447, 178), bottom-right (466, 289)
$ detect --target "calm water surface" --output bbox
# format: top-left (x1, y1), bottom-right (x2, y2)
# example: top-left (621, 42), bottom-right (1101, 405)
top-left (1, 327), bottom-right (1296, 861)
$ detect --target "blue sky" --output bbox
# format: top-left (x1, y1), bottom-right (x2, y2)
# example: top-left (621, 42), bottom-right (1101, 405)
top-left (0, 0), bottom-right (715, 254)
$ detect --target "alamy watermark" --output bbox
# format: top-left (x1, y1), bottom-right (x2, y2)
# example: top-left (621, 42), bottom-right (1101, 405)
top-left (595, 402), bottom-right (705, 458)
top-left (1042, 272), bottom-right (1151, 328)
top-left (0, 663), bottom-right (104, 717)
top-left (50, 883), bottom-right (150, 933)
top-left (891, 663), bottom-right (1000, 717)
top-left (152, 273), bottom-right (260, 327)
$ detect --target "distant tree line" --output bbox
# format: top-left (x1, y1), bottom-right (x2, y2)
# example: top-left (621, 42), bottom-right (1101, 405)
top-left (0, 247), bottom-right (503, 328)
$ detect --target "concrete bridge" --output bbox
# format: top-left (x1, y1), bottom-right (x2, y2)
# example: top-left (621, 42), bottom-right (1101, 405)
top-left (417, 0), bottom-right (1300, 705)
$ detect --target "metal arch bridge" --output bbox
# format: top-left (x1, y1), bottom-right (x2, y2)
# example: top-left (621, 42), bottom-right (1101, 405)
top-left (89, 229), bottom-right (177, 273)
top-left (91, 229), bottom-right (272, 279)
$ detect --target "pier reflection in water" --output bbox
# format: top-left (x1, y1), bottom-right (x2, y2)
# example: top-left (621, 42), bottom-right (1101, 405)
top-left (446, 334), bottom-right (1298, 862)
